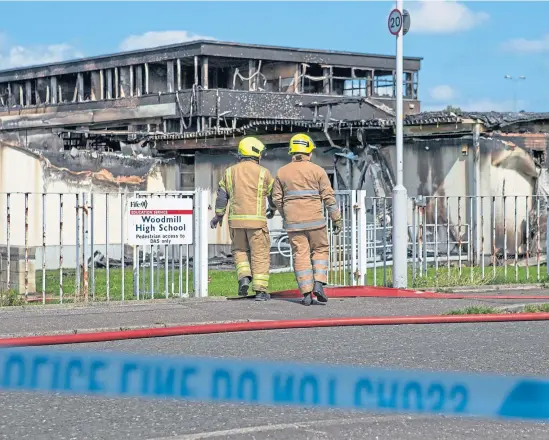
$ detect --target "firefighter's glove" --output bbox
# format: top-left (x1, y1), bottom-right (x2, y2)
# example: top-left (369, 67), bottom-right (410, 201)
top-left (266, 207), bottom-right (276, 219)
top-left (210, 214), bottom-right (223, 229)
top-left (332, 218), bottom-right (343, 235)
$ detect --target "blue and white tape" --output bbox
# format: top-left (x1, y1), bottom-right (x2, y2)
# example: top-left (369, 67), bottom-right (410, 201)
top-left (0, 347), bottom-right (548, 421)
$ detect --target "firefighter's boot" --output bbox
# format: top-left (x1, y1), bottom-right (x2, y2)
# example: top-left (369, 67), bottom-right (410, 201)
top-left (302, 292), bottom-right (313, 306)
top-left (313, 281), bottom-right (328, 303)
top-left (238, 276), bottom-right (251, 296)
top-left (255, 291), bottom-right (271, 301)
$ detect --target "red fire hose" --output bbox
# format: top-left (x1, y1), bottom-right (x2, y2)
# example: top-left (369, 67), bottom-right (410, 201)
top-left (2, 312), bottom-right (549, 348)
top-left (2, 286), bottom-right (549, 348)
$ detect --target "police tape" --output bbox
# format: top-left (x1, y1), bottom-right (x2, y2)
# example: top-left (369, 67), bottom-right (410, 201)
top-left (0, 347), bottom-right (548, 421)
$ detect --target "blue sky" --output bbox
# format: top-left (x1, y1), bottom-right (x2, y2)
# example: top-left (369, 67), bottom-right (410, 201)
top-left (0, 1), bottom-right (547, 112)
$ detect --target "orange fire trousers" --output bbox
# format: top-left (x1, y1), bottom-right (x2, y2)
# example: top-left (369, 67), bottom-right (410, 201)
top-left (230, 226), bottom-right (271, 292)
top-left (288, 227), bottom-right (329, 295)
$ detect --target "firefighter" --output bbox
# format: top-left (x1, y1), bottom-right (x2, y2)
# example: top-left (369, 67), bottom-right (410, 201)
top-left (210, 137), bottom-right (277, 301)
top-left (272, 133), bottom-right (343, 306)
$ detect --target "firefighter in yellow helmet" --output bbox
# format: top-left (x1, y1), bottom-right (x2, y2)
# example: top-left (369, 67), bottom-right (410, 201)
top-left (272, 133), bottom-right (343, 306)
top-left (210, 137), bottom-right (277, 301)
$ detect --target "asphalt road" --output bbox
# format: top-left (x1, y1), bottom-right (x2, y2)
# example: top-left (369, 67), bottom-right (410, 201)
top-left (1, 319), bottom-right (549, 439)
top-left (1, 293), bottom-right (549, 439)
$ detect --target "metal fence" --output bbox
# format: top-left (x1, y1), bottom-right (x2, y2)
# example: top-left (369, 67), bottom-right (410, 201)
top-left (272, 192), bottom-right (549, 288)
top-left (0, 190), bottom-right (547, 305)
top-left (0, 190), bottom-right (210, 304)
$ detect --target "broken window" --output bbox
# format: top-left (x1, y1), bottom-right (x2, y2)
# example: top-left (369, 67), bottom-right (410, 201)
top-left (165, 119), bottom-right (180, 133)
top-left (208, 67), bottom-right (231, 89)
top-left (332, 67), bottom-right (367, 96)
top-left (57, 73), bottom-right (78, 103)
top-left (262, 62), bottom-right (297, 93)
top-left (301, 64), bottom-right (324, 94)
top-left (343, 79), bottom-right (367, 97)
top-left (179, 155), bottom-right (195, 190)
top-left (179, 64), bottom-right (194, 89)
top-left (82, 72), bottom-right (92, 101)
top-left (0, 83), bottom-right (9, 107)
top-left (35, 78), bottom-right (49, 104)
top-left (10, 82), bottom-right (24, 106)
top-left (403, 71), bottom-right (419, 99)
top-left (373, 70), bottom-right (394, 98)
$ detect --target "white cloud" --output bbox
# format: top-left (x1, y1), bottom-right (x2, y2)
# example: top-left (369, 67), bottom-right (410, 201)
top-left (501, 33), bottom-right (549, 53)
top-left (119, 30), bottom-right (215, 51)
top-left (407, 0), bottom-right (489, 34)
top-left (0, 34), bottom-right (83, 69)
top-left (429, 85), bottom-right (456, 101)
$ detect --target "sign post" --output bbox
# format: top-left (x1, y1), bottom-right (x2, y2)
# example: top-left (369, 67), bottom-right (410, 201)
top-left (389, 1), bottom-right (408, 289)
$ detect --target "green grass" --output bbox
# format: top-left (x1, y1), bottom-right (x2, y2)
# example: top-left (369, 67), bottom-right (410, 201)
top-left (10, 262), bottom-right (549, 305)
top-left (0, 289), bottom-right (26, 307)
top-left (32, 268), bottom-right (299, 302)
top-left (445, 303), bottom-right (549, 315)
top-left (444, 306), bottom-right (499, 315)
top-left (523, 303), bottom-right (549, 313)
top-left (410, 265), bottom-right (549, 290)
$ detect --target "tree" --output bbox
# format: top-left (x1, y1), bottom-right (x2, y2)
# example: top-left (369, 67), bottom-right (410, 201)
top-left (445, 105), bottom-right (462, 113)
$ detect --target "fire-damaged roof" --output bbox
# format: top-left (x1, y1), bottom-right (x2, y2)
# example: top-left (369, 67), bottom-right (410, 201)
top-left (0, 40), bottom-right (422, 82)
top-left (404, 111), bottom-right (549, 129)
top-left (150, 110), bottom-right (549, 141)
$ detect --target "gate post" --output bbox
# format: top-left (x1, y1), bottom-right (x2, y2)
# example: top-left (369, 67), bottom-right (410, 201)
top-left (356, 190), bottom-right (367, 285)
top-left (351, 191), bottom-right (358, 286)
top-left (193, 188), bottom-right (209, 297)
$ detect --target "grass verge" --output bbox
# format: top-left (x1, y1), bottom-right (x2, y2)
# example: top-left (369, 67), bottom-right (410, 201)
top-left (523, 303), bottom-right (549, 313)
top-left (4, 263), bottom-right (549, 305)
top-left (445, 303), bottom-right (549, 315)
top-left (444, 306), bottom-right (499, 315)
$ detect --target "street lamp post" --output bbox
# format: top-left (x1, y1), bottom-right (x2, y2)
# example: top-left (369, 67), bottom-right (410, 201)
top-left (504, 75), bottom-right (526, 112)
top-left (392, 0), bottom-right (408, 288)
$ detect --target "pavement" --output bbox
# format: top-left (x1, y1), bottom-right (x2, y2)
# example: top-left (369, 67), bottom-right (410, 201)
top-left (1, 290), bottom-right (549, 439)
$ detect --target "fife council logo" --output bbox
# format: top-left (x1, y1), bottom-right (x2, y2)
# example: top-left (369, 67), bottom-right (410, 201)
top-left (130, 200), bottom-right (148, 209)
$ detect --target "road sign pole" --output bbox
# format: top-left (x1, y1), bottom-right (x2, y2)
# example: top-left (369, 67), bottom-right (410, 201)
top-left (392, 0), bottom-right (408, 288)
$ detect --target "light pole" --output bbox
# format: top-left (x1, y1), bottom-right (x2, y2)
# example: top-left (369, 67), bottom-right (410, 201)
top-left (504, 75), bottom-right (526, 112)
top-left (392, 0), bottom-right (408, 288)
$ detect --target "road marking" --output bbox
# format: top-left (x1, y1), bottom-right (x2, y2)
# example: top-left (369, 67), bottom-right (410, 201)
top-left (146, 415), bottom-right (419, 440)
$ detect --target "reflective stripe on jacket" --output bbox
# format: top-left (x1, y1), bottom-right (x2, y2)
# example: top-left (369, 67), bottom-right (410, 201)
top-left (214, 159), bottom-right (275, 229)
top-left (272, 154), bottom-right (341, 232)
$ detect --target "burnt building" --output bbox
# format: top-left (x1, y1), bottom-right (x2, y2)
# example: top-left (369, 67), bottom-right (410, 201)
top-left (0, 38), bottom-right (422, 205)
top-left (1, 39), bottom-right (549, 268)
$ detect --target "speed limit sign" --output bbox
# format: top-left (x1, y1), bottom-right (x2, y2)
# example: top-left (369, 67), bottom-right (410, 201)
top-left (388, 8), bottom-right (403, 36)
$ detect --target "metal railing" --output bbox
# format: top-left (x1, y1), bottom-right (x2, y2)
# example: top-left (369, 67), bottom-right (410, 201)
top-left (0, 190), bottom-right (547, 305)
top-left (0, 190), bottom-right (210, 304)
top-left (271, 193), bottom-right (549, 288)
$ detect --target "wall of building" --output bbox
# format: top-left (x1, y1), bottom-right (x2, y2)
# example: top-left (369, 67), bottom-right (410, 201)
top-left (378, 136), bottom-right (538, 258)
top-left (0, 145), bottom-right (169, 273)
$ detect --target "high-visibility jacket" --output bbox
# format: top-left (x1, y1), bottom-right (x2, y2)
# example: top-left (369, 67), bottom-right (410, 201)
top-left (272, 154), bottom-right (341, 232)
top-left (215, 159), bottom-right (275, 229)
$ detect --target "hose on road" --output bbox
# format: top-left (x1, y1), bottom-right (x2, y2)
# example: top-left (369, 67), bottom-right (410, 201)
top-left (2, 286), bottom-right (549, 347)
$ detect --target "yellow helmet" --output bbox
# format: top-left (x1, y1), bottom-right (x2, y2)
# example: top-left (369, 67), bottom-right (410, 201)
top-left (237, 137), bottom-right (266, 159)
top-left (289, 133), bottom-right (316, 155)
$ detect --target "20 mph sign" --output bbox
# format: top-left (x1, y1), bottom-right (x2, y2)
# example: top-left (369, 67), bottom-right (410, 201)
top-left (388, 9), bottom-right (403, 36)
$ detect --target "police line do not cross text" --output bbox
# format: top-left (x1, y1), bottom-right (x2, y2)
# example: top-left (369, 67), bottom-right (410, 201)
top-left (2, 347), bottom-right (549, 422)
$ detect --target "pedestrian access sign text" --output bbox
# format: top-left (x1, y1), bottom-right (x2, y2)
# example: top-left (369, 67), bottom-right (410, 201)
top-left (127, 197), bottom-right (194, 245)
